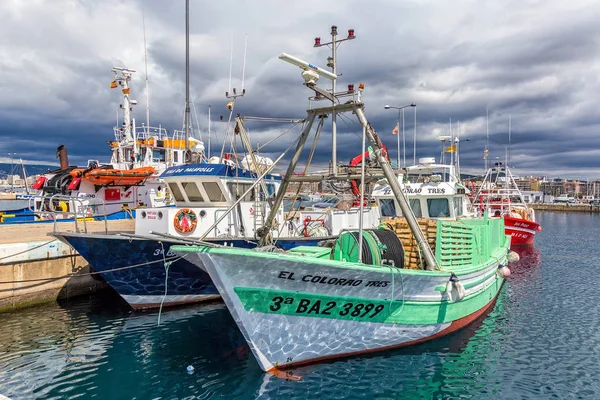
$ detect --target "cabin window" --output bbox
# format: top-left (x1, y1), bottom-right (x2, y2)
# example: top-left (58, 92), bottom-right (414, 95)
top-left (227, 183), bottom-right (256, 201)
top-left (153, 149), bottom-right (166, 162)
top-left (203, 182), bottom-right (226, 202)
top-left (380, 199), bottom-right (396, 217)
top-left (181, 182), bottom-right (205, 202)
top-left (168, 183), bottom-right (185, 202)
top-left (173, 151), bottom-right (178, 163)
top-left (427, 198), bottom-right (450, 218)
top-left (410, 199), bottom-right (423, 218)
top-left (453, 197), bottom-right (463, 216)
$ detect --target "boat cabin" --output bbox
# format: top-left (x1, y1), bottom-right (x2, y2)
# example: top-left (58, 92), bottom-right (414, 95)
top-left (135, 163), bottom-right (283, 239)
top-left (371, 160), bottom-right (471, 220)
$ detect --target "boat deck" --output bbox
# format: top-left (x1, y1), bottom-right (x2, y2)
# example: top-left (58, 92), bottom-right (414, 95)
top-left (0, 220), bottom-right (134, 244)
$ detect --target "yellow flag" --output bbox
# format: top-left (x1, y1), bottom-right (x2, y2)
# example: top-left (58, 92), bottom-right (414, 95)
top-left (110, 80), bottom-right (118, 89)
top-left (226, 101), bottom-right (234, 110)
top-left (444, 145), bottom-right (456, 153)
top-left (392, 124), bottom-right (399, 135)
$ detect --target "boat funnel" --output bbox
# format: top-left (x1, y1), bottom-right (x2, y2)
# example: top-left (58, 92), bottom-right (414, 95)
top-left (56, 145), bottom-right (69, 170)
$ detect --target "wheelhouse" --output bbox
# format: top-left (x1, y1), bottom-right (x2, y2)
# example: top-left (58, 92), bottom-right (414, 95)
top-left (372, 162), bottom-right (471, 220)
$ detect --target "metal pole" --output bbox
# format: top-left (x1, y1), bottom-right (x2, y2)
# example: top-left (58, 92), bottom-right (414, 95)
top-left (9, 153), bottom-right (14, 191)
top-left (396, 111), bottom-right (400, 169)
top-left (354, 106), bottom-right (437, 270)
top-left (331, 26), bottom-right (337, 176)
top-left (358, 123), bottom-right (366, 262)
top-left (184, 0), bottom-right (191, 151)
top-left (402, 108), bottom-right (406, 168)
top-left (413, 105), bottom-right (417, 165)
top-left (208, 105), bottom-right (211, 159)
top-left (260, 113), bottom-right (318, 243)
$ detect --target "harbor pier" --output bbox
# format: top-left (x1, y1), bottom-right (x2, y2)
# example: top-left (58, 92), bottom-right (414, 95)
top-left (0, 220), bottom-right (133, 312)
top-left (531, 203), bottom-right (600, 213)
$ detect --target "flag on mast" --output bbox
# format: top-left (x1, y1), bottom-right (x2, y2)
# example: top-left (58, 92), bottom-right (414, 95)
top-left (110, 80), bottom-right (118, 89)
top-left (444, 145), bottom-right (456, 153)
top-left (392, 124), bottom-right (399, 135)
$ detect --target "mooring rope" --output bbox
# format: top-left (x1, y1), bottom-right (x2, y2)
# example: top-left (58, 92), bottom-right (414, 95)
top-left (0, 256), bottom-right (182, 285)
top-left (0, 239), bottom-right (58, 262)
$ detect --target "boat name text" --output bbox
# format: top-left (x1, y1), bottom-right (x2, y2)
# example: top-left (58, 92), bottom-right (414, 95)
top-left (278, 271), bottom-right (389, 287)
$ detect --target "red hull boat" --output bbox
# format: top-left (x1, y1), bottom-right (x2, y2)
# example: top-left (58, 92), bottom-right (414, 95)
top-left (504, 214), bottom-right (541, 247)
top-left (473, 162), bottom-right (542, 248)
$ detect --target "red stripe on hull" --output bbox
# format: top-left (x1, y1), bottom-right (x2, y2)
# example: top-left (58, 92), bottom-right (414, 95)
top-left (268, 287), bottom-right (503, 373)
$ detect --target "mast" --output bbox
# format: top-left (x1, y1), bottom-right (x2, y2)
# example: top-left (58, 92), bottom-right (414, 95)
top-left (331, 26), bottom-right (338, 175)
top-left (20, 159), bottom-right (29, 193)
top-left (485, 109), bottom-right (489, 171)
top-left (508, 114), bottom-right (511, 168)
top-left (185, 0), bottom-right (191, 152)
top-left (313, 25), bottom-right (356, 176)
top-left (207, 105), bottom-right (211, 158)
top-left (142, 7), bottom-right (150, 135)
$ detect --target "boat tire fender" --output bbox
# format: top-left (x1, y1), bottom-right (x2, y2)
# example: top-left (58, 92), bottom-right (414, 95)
top-left (507, 250), bottom-right (520, 264)
top-left (497, 264), bottom-right (511, 278)
top-left (446, 273), bottom-right (466, 302)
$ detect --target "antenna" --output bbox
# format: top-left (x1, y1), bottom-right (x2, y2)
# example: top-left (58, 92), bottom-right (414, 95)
top-left (220, 36), bottom-right (249, 162)
top-left (142, 7), bottom-right (150, 135)
top-left (184, 0), bottom-right (191, 152)
top-left (241, 34), bottom-right (248, 90)
top-left (228, 36), bottom-right (233, 95)
top-left (508, 114), bottom-right (511, 168)
top-left (313, 25), bottom-right (356, 176)
top-left (485, 108), bottom-right (489, 171)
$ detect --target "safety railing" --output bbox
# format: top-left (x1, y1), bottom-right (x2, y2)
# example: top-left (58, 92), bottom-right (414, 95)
top-left (46, 194), bottom-right (109, 234)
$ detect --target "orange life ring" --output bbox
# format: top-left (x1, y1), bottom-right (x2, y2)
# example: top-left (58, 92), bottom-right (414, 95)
top-left (174, 208), bottom-right (198, 234)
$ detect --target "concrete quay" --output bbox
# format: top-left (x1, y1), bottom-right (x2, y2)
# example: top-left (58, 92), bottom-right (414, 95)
top-left (0, 219), bottom-right (134, 312)
top-left (531, 203), bottom-right (600, 213)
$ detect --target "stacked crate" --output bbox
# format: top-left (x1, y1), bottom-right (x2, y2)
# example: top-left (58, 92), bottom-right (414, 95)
top-left (381, 217), bottom-right (437, 269)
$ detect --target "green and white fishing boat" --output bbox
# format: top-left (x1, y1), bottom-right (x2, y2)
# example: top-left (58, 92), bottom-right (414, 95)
top-left (173, 46), bottom-right (514, 372)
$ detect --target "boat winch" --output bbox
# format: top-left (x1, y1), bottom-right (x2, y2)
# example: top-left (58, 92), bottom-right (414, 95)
top-left (331, 229), bottom-right (405, 268)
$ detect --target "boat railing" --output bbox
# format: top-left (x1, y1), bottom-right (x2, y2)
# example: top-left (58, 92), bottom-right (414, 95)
top-left (136, 126), bottom-right (169, 142)
top-left (48, 194), bottom-right (109, 234)
top-left (171, 130), bottom-right (186, 141)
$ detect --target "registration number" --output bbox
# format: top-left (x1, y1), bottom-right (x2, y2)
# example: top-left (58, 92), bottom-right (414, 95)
top-left (269, 296), bottom-right (385, 319)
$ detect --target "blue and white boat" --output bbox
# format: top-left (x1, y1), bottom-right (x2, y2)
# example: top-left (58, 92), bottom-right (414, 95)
top-left (53, 161), bottom-right (335, 309)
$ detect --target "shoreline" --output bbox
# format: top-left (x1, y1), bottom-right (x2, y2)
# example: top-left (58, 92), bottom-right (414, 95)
top-left (531, 203), bottom-right (600, 213)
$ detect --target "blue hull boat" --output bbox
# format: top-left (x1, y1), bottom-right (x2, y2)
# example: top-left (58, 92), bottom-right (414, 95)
top-left (54, 232), bottom-right (330, 310)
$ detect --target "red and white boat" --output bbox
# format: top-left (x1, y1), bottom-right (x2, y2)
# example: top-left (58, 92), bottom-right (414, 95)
top-left (474, 162), bottom-right (541, 247)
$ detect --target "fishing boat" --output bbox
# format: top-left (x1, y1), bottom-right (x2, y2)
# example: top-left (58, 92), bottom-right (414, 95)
top-left (5, 66), bottom-right (199, 224)
top-left (474, 162), bottom-right (541, 247)
top-left (52, 157), bottom-right (336, 309)
top-left (172, 48), bottom-right (515, 371)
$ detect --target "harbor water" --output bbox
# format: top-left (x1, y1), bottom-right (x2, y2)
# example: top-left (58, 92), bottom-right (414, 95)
top-left (1, 211), bottom-right (599, 399)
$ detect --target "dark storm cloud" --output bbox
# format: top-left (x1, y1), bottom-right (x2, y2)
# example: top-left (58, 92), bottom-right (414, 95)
top-left (0, 0), bottom-right (599, 177)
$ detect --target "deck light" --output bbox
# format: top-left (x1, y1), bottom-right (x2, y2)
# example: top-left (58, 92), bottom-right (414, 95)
top-left (314, 37), bottom-right (321, 47)
top-left (348, 29), bottom-right (355, 39)
top-left (348, 84), bottom-right (355, 92)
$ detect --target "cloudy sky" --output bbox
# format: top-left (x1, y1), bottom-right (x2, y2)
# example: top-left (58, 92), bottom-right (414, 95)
top-left (1, 0), bottom-right (599, 178)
